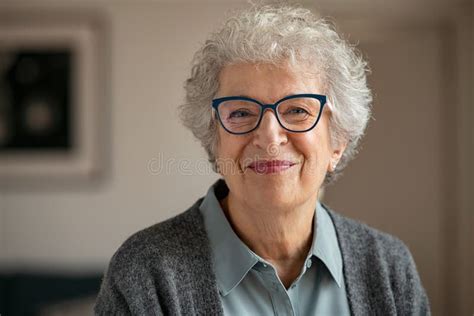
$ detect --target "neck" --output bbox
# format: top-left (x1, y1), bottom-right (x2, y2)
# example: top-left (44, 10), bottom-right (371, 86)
top-left (220, 192), bottom-right (318, 287)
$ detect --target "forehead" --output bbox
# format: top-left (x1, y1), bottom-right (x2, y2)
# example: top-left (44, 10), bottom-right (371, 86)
top-left (217, 62), bottom-right (325, 102)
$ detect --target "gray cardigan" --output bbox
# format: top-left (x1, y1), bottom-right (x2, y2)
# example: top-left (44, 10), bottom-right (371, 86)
top-left (94, 198), bottom-right (431, 315)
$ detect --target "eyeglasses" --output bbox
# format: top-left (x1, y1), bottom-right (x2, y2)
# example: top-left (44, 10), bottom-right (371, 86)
top-left (211, 93), bottom-right (328, 135)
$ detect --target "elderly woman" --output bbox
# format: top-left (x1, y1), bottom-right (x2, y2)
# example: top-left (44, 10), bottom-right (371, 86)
top-left (95, 4), bottom-right (430, 315)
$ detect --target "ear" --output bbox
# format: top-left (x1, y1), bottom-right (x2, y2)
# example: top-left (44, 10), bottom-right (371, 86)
top-left (328, 140), bottom-right (348, 172)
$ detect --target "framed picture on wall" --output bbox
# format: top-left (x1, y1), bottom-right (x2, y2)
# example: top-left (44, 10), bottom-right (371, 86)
top-left (0, 10), bottom-right (108, 188)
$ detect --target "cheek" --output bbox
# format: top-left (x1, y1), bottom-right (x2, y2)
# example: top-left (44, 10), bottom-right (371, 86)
top-left (293, 133), bottom-right (330, 177)
top-left (217, 130), bottom-right (240, 159)
top-left (292, 132), bottom-right (319, 161)
top-left (216, 130), bottom-right (248, 173)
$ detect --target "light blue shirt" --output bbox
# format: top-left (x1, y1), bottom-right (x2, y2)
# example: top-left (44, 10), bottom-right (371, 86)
top-left (199, 180), bottom-right (351, 316)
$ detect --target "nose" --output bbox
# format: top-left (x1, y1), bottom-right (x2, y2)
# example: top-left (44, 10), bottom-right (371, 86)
top-left (252, 109), bottom-right (288, 152)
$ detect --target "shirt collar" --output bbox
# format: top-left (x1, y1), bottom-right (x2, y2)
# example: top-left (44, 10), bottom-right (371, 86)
top-left (199, 179), bottom-right (258, 296)
top-left (200, 179), bottom-right (343, 295)
top-left (313, 201), bottom-right (344, 287)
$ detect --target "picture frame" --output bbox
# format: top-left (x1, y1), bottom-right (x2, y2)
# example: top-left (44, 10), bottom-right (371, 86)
top-left (0, 9), bottom-right (108, 188)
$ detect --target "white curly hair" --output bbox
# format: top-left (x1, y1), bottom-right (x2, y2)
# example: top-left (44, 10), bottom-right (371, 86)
top-left (179, 3), bottom-right (373, 186)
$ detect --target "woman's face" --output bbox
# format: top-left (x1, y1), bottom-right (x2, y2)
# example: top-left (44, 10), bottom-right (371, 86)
top-left (215, 62), bottom-right (346, 210)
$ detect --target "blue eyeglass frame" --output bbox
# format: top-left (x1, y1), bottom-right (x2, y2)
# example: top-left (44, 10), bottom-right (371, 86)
top-left (211, 93), bottom-right (328, 135)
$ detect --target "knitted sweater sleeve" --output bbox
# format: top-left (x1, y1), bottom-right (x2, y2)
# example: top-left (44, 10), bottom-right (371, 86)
top-left (390, 239), bottom-right (431, 316)
top-left (94, 261), bottom-right (133, 316)
top-left (94, 245), bottom-right (165, 316)
top-left (93, 206), bottom-right (222, 316)
top-left (326, 206), bottom-right (431, 315)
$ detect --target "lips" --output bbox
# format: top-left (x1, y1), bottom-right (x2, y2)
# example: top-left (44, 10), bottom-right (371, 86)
top-left (247, 160), bottom-right (296, 174)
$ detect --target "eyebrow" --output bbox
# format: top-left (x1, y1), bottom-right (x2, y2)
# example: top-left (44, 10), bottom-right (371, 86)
top-left (217, 93), bottom-right (305, 102)
top-left (217, 93), bottom-right (253, 99)
top-left (217, 93), bottom-right (324, 102)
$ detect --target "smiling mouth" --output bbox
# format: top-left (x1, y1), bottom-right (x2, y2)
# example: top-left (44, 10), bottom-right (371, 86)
top-left (247, 160), bottom-right (296, 174)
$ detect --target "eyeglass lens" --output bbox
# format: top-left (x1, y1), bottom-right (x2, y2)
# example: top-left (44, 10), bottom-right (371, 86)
top-left (217, 97), bottom-right (322, 133)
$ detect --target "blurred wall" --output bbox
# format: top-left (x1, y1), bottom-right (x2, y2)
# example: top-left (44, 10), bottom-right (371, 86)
top-left (0, 2), bottom-right (234, 269)
top-left (326, 28), bottom-right (444, 313)
top-left (0, 1), bottom-right (472, 315)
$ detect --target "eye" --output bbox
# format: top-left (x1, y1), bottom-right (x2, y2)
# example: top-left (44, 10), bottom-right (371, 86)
top-left (284, 107), bottom-right (310, 115)
top-left (228, 109), bottom-right (255, 118)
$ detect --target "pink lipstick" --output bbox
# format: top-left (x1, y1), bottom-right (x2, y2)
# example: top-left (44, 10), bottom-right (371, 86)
top-left (248, 160), bottom-right (295, 174)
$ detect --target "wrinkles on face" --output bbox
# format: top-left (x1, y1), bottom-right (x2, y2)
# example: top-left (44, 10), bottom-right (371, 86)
top-left (215, 62), bottom-right (335, 211)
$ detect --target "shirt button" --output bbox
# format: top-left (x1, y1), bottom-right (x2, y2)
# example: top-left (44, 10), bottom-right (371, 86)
top-left (262, 263), bottom-right (267, 268)
top-left (306, 258), bottom-right (312, 269)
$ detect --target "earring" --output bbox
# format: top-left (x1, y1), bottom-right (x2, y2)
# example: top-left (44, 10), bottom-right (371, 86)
top-left (332, 162), bottom-right (338, 171)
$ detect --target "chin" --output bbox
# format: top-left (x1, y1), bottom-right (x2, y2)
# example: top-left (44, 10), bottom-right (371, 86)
top-left (245, 172), bottom-right (292, 188)
top-left (247, 178), bottom-right (298, 202)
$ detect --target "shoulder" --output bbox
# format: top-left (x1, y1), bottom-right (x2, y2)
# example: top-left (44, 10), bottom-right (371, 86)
top-left (324, 204), bottom-right (413, 264)
top-left (323, 204), bottom-right (430, 314)
top-left (107, 198), bottom-right (207, 277)
top-left (95, 198), bottom-right (220, 314)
